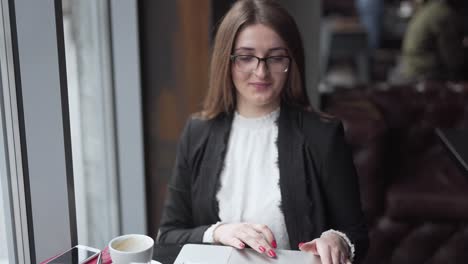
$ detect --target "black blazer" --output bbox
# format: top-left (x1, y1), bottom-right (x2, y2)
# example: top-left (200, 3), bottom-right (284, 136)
top-left (157, 104), bottom-right (369, 262)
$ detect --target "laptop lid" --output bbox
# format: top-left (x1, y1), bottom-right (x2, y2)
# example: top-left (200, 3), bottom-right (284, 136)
top-left (436, 128), bottom-right (468, 175)
top-left (173, 244), bottom-right (320, 264)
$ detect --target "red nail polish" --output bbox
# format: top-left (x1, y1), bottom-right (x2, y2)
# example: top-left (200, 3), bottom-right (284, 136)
top-left (298, 242), bottom-right (304, 248)
top-left (268, 250), bottom-right (277, 257)
top-left (259, 246), bottom-right (265, 252)
top-left (272, 240), bottom-right (277, 248)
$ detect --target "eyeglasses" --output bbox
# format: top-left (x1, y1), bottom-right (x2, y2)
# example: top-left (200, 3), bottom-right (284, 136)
top-left (230, 55), bottom-right (290, 73)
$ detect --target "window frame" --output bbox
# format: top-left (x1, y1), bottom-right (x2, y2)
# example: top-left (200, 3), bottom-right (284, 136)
top-left (0, 0), bottom-right (146, 262)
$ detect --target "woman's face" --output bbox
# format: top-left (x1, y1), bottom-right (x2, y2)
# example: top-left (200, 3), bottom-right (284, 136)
top-left (231, 23), bottom-right (289, 115)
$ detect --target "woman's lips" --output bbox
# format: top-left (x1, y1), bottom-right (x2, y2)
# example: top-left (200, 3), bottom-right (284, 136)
top-left (250, 82), bottom-right (272, 90)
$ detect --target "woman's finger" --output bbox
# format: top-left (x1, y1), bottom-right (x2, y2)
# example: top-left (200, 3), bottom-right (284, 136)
top-left (341, 254), bottom-right (352, 264)
top-left (299, 239), bottom-right (318, 255)
top-left (316, 240), bottom-right (332, 264)
top-left (227, 236), bottom-right (246, 250)
top-left (340, 253), bottom-right (346, 264)
top-left (251, 224), bottom-right (276, 248)
top-left (243, 226), bottom-right (272, 249)
top-left (238, 227), bottom-right (276, 257)
top-left (237, 230), bottom-right (267, 254)
top-left (330, 247), bottom-right (340, 264)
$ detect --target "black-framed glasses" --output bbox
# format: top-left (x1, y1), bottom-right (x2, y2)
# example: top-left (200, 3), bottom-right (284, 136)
top-left (230, 55), bottom-right (290, 73)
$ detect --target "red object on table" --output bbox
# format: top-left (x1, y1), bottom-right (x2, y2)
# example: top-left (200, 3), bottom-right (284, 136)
top-left (86, 247), bottom-right (112, 264)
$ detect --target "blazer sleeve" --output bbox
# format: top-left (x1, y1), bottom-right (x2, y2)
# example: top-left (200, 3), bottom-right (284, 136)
top-left (322, 121), bottom-right (369, 262)
top-left (157, 118), bottom-right (211, 243)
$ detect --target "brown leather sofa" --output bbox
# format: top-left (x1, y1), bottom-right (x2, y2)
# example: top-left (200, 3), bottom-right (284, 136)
top-left (323, 82), bottom-right (468, 264)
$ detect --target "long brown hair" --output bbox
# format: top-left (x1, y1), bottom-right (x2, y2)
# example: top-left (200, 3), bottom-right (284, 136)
top-left (201, 0), bottom-right (311, 119)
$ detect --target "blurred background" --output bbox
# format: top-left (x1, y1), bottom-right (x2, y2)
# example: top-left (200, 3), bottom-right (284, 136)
top-left (1, 0), bottom-right (467, 263)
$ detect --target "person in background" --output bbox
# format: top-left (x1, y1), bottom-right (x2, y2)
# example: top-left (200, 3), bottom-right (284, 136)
top-left (157, 0), bottom-right (369, 263)
top-left (355, 0), bottom-right (384, 51)
top-left (391, 0), bottom-right (467, 82)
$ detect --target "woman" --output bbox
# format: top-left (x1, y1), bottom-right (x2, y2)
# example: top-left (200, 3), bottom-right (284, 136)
top-left (157, 0), bottom-right (368, 263)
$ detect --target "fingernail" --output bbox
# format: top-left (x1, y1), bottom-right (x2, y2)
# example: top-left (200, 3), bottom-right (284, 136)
top-left (239, 243), bottom-right (245, 248)
top-left (298, 242), bottom-right (304, 248)
top-left (268, 250), bottom-right (277, 257)
top-left (272, 240), bottom-right (277, 248)
top-left (259, 246), bottom-right (265, 252)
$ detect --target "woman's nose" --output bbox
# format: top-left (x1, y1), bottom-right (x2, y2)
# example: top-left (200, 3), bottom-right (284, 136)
top-left (253, 60), bottom-right (269, 78)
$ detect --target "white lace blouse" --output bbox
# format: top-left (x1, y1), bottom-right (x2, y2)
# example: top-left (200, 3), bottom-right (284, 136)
top-left (202, 108), bottom-right (290, 248)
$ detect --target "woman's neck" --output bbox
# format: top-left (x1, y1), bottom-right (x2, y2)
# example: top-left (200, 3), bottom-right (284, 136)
top-left (236, 101), bottom-right (280, 118)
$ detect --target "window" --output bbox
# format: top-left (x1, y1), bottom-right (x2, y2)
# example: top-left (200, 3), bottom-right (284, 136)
top-left (0, 178), bottom-right (9, 264)
top-left (63, 0), bottom-right (120, 248)
top-left (0, 0), bottom-right (145, 261)
top-left (63, 0), bottom-right (146, 249)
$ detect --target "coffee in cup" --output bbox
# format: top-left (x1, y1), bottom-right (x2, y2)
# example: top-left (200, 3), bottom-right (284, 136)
top-left (109, 234), bottom-right (154, 264)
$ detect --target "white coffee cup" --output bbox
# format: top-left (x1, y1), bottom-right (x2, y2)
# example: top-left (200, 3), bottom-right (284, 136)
top-left (109, 234), bottom-right (154, 264)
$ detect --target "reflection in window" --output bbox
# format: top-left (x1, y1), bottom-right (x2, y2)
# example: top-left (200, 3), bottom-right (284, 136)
top-left (63, 0), bottom-right (119, 248)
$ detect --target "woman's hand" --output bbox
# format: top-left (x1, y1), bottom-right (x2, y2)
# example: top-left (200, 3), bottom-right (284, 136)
top-left (213, 223), bottom-right (277, 258)
top-left (299, 232), bottom-right (351, 264)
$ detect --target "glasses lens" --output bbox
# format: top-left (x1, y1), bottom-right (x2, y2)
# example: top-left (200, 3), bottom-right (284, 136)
top-left (233, 55), bottom-right (257, 72)
top-left (267, 57), bottom-right (289, 73)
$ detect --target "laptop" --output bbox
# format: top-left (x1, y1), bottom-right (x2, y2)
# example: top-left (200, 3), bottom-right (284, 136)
top-left (173, 244), bottom-right (320, 264)
top-left (436, 128), bottom-right (468, 175)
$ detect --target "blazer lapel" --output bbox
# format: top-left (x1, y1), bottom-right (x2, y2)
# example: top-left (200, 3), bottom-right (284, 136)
top-left (202, 113), bottom-right (233, 221)
top-left (277, 106), bottom-right (316, 248)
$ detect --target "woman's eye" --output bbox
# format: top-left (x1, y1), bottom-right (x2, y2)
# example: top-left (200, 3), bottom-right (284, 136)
top-left (238, 56), bottom-right (255, 62)
top-left (268, 57), bottom-right (285, 62)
